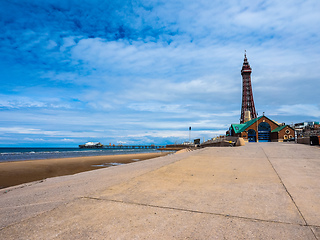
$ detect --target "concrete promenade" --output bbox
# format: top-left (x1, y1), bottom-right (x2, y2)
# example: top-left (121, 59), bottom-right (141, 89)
top-left (0, 143), bottom-right (319, 239)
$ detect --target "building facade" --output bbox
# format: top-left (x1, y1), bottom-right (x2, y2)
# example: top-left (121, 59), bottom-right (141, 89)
top-left (229, 115), bottom-right (295, 142)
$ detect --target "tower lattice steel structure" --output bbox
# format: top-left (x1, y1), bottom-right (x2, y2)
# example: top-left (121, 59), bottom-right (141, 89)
top-left (240, 52), bottom-right (257, 123)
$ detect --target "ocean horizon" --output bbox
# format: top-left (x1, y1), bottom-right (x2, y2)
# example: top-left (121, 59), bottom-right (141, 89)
top-left (0, 147), bottom-right (163, 163)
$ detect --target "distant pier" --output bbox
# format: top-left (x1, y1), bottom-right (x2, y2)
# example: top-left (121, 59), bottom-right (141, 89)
top-left (103, 145), bottom-right (166, 149)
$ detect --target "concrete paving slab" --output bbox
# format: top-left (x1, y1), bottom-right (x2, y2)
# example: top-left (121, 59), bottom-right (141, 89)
top-left (0, 198), bottom-right (316, 240)
top-left (312, 227), bottom-right (320, 239)
top-left (260, 143), bottom-right (320, 226)
top-left (97, 148), bottom-right (304, 225)
top-left (261, 142), bottom-right (320, 159)
top-left (267, 157), bottom-right (320, 226)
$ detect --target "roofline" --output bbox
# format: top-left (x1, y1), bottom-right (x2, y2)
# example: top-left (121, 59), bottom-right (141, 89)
top-left (271, 125), bottom-right (295, 133)
top-left (231, 115), bottom-right (280, 133)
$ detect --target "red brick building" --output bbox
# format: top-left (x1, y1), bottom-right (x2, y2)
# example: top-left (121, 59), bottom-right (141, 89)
top-left (229, 116), bottom-right (295, 142)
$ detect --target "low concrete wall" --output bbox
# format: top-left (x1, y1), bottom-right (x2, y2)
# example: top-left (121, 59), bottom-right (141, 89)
top-left (297, 137), bottom-right (310, 145)
top-left (200, 137), bottom-right (244, 147)
top-left (200, 140), bottom-right (234, 147)
top-left (235, 138), bottom-right (245, 146)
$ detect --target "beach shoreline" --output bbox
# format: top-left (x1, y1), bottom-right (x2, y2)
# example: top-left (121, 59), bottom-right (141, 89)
top-left (0, 152), bottom-right (171, 189)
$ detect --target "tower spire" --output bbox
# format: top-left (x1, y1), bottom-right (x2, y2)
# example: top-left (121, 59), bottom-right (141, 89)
top-left (240, 53), bottom-right (257, 123)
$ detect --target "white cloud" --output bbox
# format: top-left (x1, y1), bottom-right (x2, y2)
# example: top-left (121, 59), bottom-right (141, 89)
top-left (0, 95), bottom-right (71, 109)
top-left (23, 137), bottom-right (45, 142)
top-left (0, 127), bottom-right (61, 136)
top-left (41, 71), bottom-right (80, 83)
top-left (46, 40), bottom-right (58, 50)
top-left (273, 104), bottom-right (320, 118)
top-left (61, 138), bottom-right (76, 142)
top-left (0, 99), bottom-right (45, 108)
top-left (60, 36), bottom-right (77, 52)
top-left (128, 103), bottom-right (185, 113)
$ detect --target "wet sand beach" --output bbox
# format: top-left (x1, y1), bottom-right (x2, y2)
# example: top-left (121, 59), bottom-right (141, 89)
top-left (0, 152), bottom-right (170, 189)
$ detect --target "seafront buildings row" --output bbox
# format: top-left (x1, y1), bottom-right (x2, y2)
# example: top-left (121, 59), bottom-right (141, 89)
top-left (172, 53), bottom-right (319, 147)
top-left (227, 53), bottom-right (320, 145)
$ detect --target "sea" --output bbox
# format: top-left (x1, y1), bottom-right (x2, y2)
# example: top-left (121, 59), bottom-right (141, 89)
top-left (0, 147), bottom-right (162, 163)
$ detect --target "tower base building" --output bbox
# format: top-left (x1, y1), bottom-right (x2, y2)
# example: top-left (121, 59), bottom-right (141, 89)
top-left (229, 115), bottom-right (295, 142)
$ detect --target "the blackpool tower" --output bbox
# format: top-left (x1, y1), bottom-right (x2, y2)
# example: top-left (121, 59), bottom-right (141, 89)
top-left (240, 51), bottom-right (257, 123)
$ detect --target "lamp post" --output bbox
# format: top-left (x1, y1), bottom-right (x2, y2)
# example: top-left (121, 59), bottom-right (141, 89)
top-left (189, 126), bottom-right (191, 144)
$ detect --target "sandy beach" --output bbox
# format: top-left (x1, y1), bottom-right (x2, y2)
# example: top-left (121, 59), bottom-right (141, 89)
top-left (0, 152), bottom-right (170, 189)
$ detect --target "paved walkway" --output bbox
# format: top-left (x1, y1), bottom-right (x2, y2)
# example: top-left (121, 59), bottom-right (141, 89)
top-left (1, 143), bottom-right (319, 239)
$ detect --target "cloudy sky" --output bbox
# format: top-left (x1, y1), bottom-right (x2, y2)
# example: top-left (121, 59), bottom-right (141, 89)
top-left (0, 0), bottom-right (319, 147)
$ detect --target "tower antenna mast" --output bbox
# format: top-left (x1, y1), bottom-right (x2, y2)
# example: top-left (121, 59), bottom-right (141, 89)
top-left (240, 51), bottom-right (257, 123)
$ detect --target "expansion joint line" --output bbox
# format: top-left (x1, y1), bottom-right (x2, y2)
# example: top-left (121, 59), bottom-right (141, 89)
top-left (261, 147), bottom-right (318, 240)
top-left (82, 196), bottom-right (312, 228)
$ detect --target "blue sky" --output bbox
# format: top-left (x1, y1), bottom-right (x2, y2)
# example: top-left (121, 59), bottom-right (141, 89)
top-left (0, 0), bottom-right (319, 147)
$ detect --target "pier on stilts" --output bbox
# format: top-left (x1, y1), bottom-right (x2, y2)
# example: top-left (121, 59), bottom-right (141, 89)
top-left (103, 145), bottom-right (166, 149)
